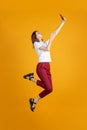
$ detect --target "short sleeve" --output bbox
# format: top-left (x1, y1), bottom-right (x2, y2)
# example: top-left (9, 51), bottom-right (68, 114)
top-left (34, 42), bottom-right (42, 49)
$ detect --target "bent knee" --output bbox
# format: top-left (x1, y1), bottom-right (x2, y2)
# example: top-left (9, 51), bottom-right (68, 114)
top-left (48, 88), bottom-right (53, 93)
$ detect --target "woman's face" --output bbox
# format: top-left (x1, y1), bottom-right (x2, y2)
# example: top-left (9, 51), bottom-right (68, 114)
top-left (36, 31), bottom-right (43, 41)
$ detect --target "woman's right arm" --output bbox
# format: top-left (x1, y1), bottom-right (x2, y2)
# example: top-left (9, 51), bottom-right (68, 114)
top-left (39, 14), bottom-right (66, 51)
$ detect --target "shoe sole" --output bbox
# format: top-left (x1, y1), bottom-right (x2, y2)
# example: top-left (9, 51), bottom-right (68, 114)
top-left (23, 73), bottom-right (34, 80)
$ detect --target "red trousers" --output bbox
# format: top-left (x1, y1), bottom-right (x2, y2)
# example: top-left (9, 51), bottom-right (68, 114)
top-left (36, 62), bottom-right (53, 98)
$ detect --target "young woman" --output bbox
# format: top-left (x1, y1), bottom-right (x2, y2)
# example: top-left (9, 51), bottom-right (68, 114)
top-left (23, 14), bottom-right (66, 112)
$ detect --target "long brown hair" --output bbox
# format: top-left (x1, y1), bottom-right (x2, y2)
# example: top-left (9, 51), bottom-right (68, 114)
top-left (31, 31), bottom-right (39, 45)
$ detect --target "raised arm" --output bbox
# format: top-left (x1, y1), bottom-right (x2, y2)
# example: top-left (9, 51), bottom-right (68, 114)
top-left (39, 14), bottom-right (66, 51)
top-left (49, 15), bottom-right (66, 42)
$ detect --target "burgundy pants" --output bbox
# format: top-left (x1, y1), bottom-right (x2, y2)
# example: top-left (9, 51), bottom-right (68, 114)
top-left (36, 62), bottom-right (53, 98)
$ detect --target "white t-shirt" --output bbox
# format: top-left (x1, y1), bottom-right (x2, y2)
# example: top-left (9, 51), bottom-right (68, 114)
top-left (34, 40), bottom-right (52, 63)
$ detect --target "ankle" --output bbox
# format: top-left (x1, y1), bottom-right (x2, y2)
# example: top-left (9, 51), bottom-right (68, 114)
top-left (34, 99), bottom-right (37, 104)
top-left (34, 95), bottom-right (41, 103)
top-left (31, 78), bottom-right (37, 83)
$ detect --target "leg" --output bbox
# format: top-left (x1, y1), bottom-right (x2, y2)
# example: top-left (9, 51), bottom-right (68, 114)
top-left (36, 63), bottom-right (53, 98)
top-left (23, 72), bottom-right (46, 89)
top-left (36, 80), bottom-right (47, 89)
top-left (29, 63), bottom-right (53, 111)
top-left (38, 70), bottom-right (53, 98)
top-left (30, 77), bottom-right (47, 89)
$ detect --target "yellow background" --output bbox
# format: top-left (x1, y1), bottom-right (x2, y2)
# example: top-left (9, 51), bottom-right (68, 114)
top-left (0, 0), bottom-right (87, 130)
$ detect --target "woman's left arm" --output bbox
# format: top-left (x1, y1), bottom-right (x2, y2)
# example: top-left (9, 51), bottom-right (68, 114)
top-left (49, 14), bottom-right (67, 43)
top-left (39, 15), bottom-right (67, 51)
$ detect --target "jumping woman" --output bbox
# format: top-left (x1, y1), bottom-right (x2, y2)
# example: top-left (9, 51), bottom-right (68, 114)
top-left (23, 14), bottom-right (66, 112)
